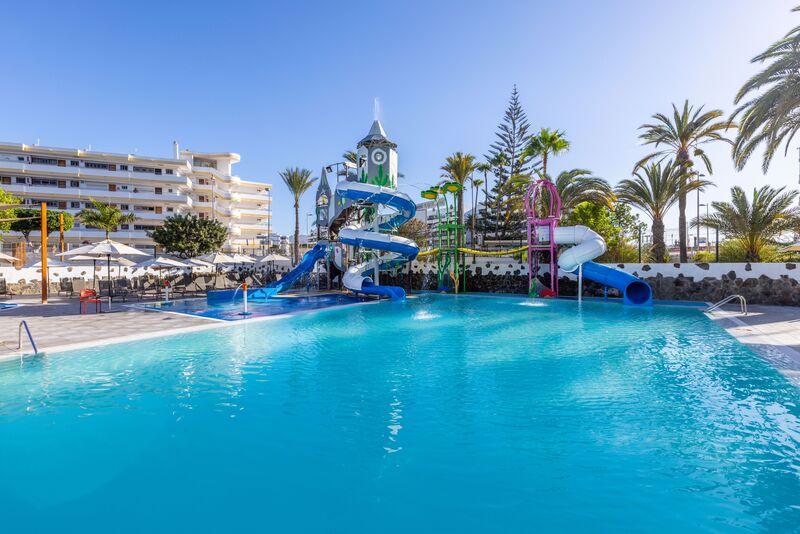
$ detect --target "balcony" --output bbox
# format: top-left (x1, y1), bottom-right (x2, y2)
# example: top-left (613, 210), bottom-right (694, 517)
top-left (2, 183), bottom-right (192, 206)
top-left (0, 160), bottom-right (189, 185)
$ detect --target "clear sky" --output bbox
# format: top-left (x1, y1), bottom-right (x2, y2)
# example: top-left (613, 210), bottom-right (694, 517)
top-left (2, 0), bottom-right (797, 237)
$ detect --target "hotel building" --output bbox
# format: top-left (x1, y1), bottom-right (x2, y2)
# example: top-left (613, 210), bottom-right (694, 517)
top-left (0, 142), bottom-right (271, 255)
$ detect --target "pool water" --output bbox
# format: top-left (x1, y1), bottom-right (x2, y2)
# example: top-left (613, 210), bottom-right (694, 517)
top-left (1, 294), bottom-right (799, 532)
top-left (136, 293), bottom-right (366, 320)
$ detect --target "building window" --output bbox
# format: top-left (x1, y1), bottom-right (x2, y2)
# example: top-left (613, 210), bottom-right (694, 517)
top-left (154, 168), bottom-right (162, 175)
top-left (120, 224), bottom-right (129, 230)
top-left (166, 207), bottom-right (174, 213)
top-left (120, 204), bottom-right (129, 210)
top-left (31, 156), bottom-right (58, 165)
top-left (165, 169), bottom-right (173, 175)
top-left (108, 184), bottom-right (117, 192)
top-left (57, 160), bottom-right (66, 167)
top-left (84, 161), bottom-right (109, 169)
top-left (31, 178), bottom-right (58, 187)
top-left (70, 201), bottom-right (80, 208)
top-left (70, 160), bottom-right (80, 166)
top-left (1, 177), bottom-right (10, 185)
top-left (133, 166), bottom-right (155, 173)
top-left (154, 187), bottom-right (162, 195)
top-left (119, 165), bottom-right (129, 171)
top-left (70, 180), bottom-right (79, 187)
top-left (108, 164), bottom-right (116, 171)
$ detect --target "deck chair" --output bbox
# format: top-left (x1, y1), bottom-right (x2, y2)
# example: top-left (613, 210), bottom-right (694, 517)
top-left (0, 278), bottom-right (11, 299)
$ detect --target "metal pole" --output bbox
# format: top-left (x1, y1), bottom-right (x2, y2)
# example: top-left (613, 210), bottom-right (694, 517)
top-left (59, 212), bottom-right (64, 255)
top-left (40, 202), bottom-right (48, 304)
top-left (715, 227), bottom-right (720, 262)
top-left (638, 227), bottom-right (642, 263)
top-left (577, 262), bottom-right (583, 303)
top-left (696, 187), bottom-right (700, 261)
top-left (705, 204), bottom-right (709, 253)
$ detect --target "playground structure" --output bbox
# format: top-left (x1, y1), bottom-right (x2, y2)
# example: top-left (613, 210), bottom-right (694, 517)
top-left (419, 182), bottom-right (466, 292)
top-left (252, 119), bottom-right (418, 302)
top-left (524, 178), bottom-right (652, 306)
top-left (249, 117), bottom-right (651, 306)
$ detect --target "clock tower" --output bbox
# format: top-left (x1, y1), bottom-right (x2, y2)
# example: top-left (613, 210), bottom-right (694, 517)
top-left (356, 120), bottom-right (398, 189)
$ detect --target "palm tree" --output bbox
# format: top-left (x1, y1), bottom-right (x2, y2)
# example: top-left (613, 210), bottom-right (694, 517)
top-left (279, 167), bottom-right (317, 264)
top-left (733, 7), bottom-right (800, 173)
top-left (440, 152), bottom-right (477, 252)
top-left (693, 185), bottom-right (800, 261)
top-left (635, 100), bottom-right (735, 262)
top-left (616, 162), bottom-right (710, 262)
top-left (524, 128), bottom-right (570, 178)
top-left (77, 198), bottom-right (136, 239)
top-left (342, 151), bottom-right (357, 165)
top-left (475, 161), bottom-right (492, 248)
top-left (468, 175), bottom-right (484, 247)
top-left (554, 169), bottom-right (615, 214)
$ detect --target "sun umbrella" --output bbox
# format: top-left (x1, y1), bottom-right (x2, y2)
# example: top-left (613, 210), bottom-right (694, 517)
top-left (259, 253), bottom-right (291, 275)
top-left (60, 239), bottom-right (148, 303)
top-left (65, 254), bottom-right (123, 288)
top-left (0, 252), bottom-right (16, 264)
top-left (197, 252), bottom-right (236, 264)
top-left (231, 253), bottom-right (256, 264)
top-left (197, 252), bottom-right (237, 286)
top-left (136, 257), bottom-right (190, 295)
top-left (30, 259), bottom-right (68, 268)
top-left (186, 258), bottom-right (213, 268)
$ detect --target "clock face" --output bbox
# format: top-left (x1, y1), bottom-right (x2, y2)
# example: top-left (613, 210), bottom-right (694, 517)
top-left (371, 148), bottom-right (387, 165)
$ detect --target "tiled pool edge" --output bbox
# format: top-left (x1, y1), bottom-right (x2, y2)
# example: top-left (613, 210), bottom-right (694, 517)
top-left (712, 310), bottom-right (800, 387)
top-left (0, 298), bottom-right (383, 363)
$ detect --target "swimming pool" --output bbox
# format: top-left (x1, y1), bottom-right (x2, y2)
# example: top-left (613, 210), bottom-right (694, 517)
top-left (135, 293), bottom-right (367, 320)
top-left (1, 294), bottom-right (798, 531)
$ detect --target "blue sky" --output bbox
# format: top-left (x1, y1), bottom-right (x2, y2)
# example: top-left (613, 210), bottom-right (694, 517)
top-left (2, 0), bottom-right (798, 237)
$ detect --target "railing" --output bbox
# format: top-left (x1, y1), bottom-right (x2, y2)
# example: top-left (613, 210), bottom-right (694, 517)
top-left (706, 294), bottom-right (747, 315)
top-left (2, 321), bottom-right (39, 359)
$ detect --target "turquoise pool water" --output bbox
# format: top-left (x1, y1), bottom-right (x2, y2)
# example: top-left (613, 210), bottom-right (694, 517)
top-left (1, 294), bottom-right (799, 532)
top-left (135, 293), bottom-right (366, 320)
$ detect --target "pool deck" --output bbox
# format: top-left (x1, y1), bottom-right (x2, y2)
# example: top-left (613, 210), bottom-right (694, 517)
top-left (710, 304), bottom-right (800, 386)
top-left (0, 296), bottom-right (222, 361)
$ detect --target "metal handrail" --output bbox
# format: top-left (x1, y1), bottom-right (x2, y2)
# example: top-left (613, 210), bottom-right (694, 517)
top-left (706, 294), bottom-right (747, 315)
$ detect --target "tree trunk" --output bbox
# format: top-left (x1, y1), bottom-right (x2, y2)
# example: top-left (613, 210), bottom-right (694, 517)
top-left (293, 200), bottom-right (300, 265)
top-left (482, 172), bottom-right (489, 250)
top-left (652, 217), bottom-right (666, 262)
top-left (471, 184), bottom-right (477, 248)
top-left (542, 151), bottom-right (548, 179)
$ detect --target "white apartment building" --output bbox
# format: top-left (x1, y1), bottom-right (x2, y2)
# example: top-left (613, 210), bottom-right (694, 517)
top-left (0, 142), bottom-right (271, 255)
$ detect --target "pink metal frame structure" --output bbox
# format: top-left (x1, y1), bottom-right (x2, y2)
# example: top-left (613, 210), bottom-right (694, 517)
top-left (524, 179), bottom-right (562, 296)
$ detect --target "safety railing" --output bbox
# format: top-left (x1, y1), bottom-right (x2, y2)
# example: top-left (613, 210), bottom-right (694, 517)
top-left (706, 294), bottom-right (747, 315)
top-left (2, 320), bottom-right (39, 359)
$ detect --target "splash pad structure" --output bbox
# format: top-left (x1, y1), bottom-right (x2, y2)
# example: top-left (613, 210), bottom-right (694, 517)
top-left (524, 178), bottom-right (652, 305)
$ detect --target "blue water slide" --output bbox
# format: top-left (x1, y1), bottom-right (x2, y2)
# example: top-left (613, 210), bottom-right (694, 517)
top-left (580, 261), bottom-right (652, 306)
top-left (336, 182), bottom-right (419, 301)
top-left (251, 241), bottom-right (329, 299)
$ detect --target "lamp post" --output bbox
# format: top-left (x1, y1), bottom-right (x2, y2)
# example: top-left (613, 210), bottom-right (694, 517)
top-left (699, 203), bottom-right (709, 253)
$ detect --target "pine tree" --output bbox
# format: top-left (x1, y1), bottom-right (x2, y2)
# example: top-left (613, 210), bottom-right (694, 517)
top-left (477, 85), bottom-right (534, 241)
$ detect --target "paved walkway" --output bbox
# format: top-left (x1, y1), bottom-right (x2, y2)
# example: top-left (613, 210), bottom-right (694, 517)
top-left (0, 296), bottom-right (219, 360)
top-left (710, 304), bottom-right (800, 386)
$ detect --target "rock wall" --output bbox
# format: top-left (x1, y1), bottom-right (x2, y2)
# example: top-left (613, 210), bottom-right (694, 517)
top-left (381, 258), bottom-right (800, 305)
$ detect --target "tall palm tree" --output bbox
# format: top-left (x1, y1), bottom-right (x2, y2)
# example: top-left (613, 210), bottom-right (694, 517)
top-left (554, 169), bottom-right (615, 214)
top-left (524, 128), bottom-right (570, 178)
top-left (77, 198), bottom-right (136, 239)
top-left (440, 152), bottom-right (477, 252)
top-left (468, 175), bottom-right (484, 247)
top-left (279, 167), bottom-right (317, 264)
top-left (616, 162), bottom-right (710, 262)
top-left (694, 185), bottom-right (800, 261)
top-left (733, 7), bottom-right (800, 173)
top-left (342, 151), bottom-right (357, 165)
top-left (475, 161), bottom-right (492, 248)
top-left (635, 100), bottom-right (735, 262)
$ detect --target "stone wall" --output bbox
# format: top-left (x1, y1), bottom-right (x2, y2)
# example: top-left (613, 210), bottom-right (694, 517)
top-left (382, 258), bottom-right (800, 305)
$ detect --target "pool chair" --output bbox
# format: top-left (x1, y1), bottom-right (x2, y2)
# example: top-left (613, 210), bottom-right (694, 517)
top-left (79, 289), bottom-right (102, 314)
top-left (113, 279), bottom-right (134, 302)
top-left (58, 278), bottom-right (75, 297)
top-left (0, 278), bottom-right (11, 299)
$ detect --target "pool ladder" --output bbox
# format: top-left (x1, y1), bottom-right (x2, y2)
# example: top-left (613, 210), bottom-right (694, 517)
top-left (2, 321), bottom-right (39, 359)
top-left (706, 294), bottom-right (747, 315)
